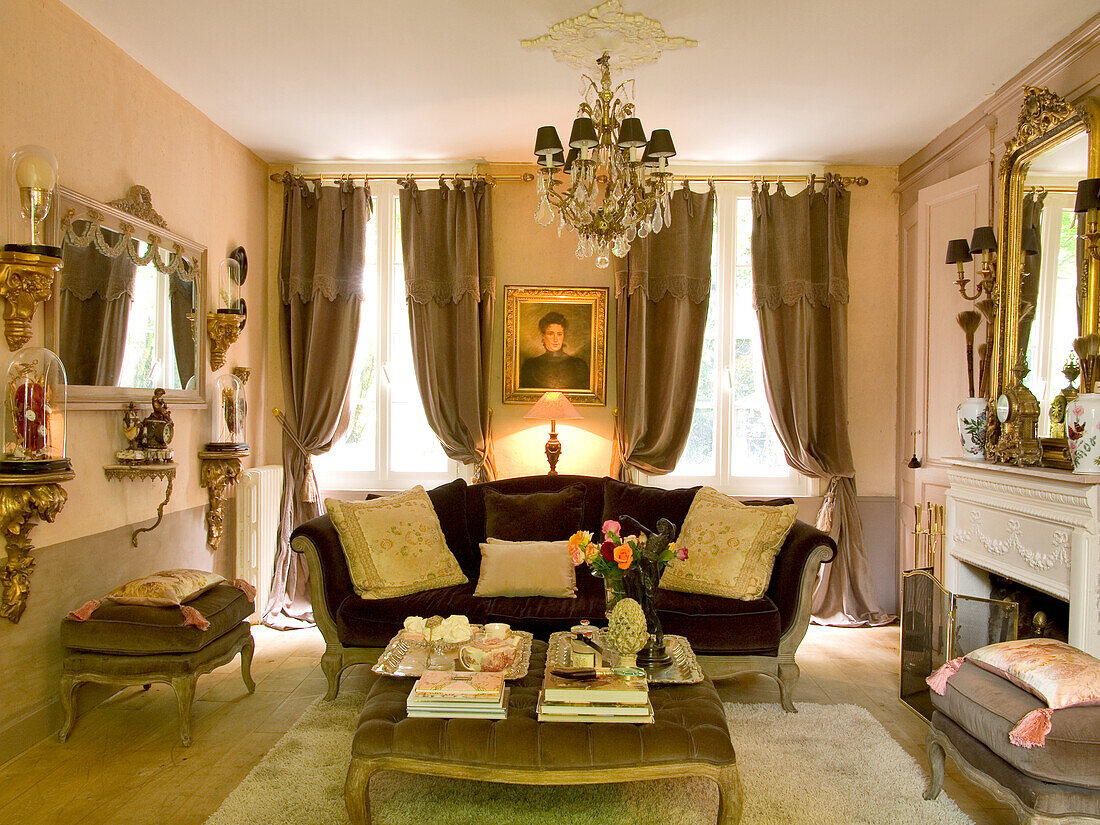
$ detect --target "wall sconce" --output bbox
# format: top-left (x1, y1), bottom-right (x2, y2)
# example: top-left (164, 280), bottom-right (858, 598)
top-left (946, 227), bottom-right (999, 302)
top-left (524, 391), bottom-right (582, 475)
top-left (206, 257), bottom-right (246, 370)
top-left (1075, 177), bottom-right (1100, 260)
top-left (0, 147), bottom-right (63, 351)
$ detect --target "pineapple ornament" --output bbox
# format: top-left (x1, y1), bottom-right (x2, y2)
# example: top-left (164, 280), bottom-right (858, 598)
top-left (606, 598), bottom-right (649, 670)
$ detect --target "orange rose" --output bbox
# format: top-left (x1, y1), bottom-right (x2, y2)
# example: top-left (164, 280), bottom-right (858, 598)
top-left (613, 543), bottom-right (633, 569)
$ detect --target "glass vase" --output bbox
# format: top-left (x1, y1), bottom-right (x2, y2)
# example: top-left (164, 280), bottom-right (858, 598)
top-left (604, 578), bottom-right (627, 620)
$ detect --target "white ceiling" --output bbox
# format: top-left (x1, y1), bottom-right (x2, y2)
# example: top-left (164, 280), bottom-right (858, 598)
top-left (59, 0), bottom-right (1097, 167)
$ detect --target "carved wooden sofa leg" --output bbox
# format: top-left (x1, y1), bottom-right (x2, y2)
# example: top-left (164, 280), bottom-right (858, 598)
top-left (923, 729), bottom-right (946, 800)
top-left (777, 661), bottom-right (800, 714)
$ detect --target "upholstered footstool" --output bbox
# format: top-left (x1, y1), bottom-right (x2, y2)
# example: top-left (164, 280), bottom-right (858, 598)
top-left (924, 660), bottom-right (1100, 824)
top-left (58, 583), bottom-right (255, 746)
top-left (345, 641), bottom-right (741, 824)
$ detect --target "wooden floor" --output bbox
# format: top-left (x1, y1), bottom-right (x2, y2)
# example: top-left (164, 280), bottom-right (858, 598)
top-left (0, 624), bottom-right (1015, 825)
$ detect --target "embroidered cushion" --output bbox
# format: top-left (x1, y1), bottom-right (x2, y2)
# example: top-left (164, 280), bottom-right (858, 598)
top-left (968, 638), bottom-right (1100, 711)
top-left (473, 540), bottom-right (577, 598)
top-left (660, 486), bottom-right (797, 600)
top-left (107, 569), bottom-right (225, 606)
top-left (326, 487), bottom-right (468, 600)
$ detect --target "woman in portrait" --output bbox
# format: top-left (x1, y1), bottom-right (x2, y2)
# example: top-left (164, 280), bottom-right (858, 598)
top-left (519, 311), bottom-right (589, 389)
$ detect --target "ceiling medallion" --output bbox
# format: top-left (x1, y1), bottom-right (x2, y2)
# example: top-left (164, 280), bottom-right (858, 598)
top-left (524, 3), bottom-right (694, 267)
top-left (520, 0), bottom-right (697, 71)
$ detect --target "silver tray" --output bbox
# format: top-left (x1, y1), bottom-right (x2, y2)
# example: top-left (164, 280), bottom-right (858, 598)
top-left (372, 626), bottom-right (534, 680)
top-left (546, 631), bottom-right (704, 684)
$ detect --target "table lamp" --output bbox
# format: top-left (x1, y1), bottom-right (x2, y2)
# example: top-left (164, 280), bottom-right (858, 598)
top-left (524, 391), bottom-right (582, 475)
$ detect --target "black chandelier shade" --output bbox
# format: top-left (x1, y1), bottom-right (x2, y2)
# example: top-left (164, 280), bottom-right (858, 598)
top-left (647, 129), bottom-right (676, 158)
top-left (617, 117), bottom-right (646, 148)
top-left (969, 226), bottom-right (998, 254)
top-left (945, 239), bottom-right (973, 265)
top-left (535, 126), bottom-right (563, 157)
top-left (569, 118), bottom-right (599, 149)
top-left (1075, 178), bottom-right (1100, 213)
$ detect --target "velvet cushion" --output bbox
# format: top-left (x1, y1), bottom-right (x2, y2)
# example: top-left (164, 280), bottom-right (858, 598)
top-left (352, 642), bottom-right (737, 769)
top-left (600, 478), bottom-right (699, 535)
top-left (482, 484), bottom-right (586, 542)
top-left (656, 589), bottom-right (781, 655)
top-left (473, 540), bottom-right (576, 598)
top-left (423, 478), bottom-right (475, 575)
top-left (106, 569), bottom-right (224, 606)
top-left (933, 660), bottom-right (1100, 789)
top-left (661, 487), bottom-right (798, 600)
top-left (63, 623), bottom-right (253, 677)
top-left (61, 585), bottom-right (253, 655)
top-left (327, 487), bottom-right (467, 599)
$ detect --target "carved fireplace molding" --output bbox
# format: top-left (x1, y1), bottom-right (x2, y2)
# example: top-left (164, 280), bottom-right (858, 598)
top-left (945, 459), bottom-right (1100, 657)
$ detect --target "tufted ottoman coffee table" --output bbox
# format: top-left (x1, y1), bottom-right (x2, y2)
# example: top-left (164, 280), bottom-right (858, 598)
top-left (345, 641), bottom-right (741, 824)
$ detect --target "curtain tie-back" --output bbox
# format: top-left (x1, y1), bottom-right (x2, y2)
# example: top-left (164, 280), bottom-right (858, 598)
top-left (273, 408), bottom-right (319, 504)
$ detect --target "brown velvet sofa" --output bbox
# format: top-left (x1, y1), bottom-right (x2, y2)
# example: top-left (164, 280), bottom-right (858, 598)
top-left (290, 474), bottom-right (836, 710)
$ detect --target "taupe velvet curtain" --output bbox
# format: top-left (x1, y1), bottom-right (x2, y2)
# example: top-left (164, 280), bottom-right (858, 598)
top-left (751, 176), bottom-right (892, 627)
top-left (168, 270), bottom-right (197, 389)
top-left (611, 185), bottom-right (716, 479)
top-left (1018, 191), bottom-right (1046, 358)
top-left (399, 179), bottom-right (496, 482)
top-left (266, 176), bottom-right (371, 629)
top-left (59, 224), bottom-right (137, 386)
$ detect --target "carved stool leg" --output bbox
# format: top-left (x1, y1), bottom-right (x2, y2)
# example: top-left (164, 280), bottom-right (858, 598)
top-left (321, 649), bottom-right (343, 700)
top-left (240, 635), bottom-right (256, 693)
top-left (170, 674), bottom-right (197, 747)
top-left (714, 763), bottom-right (743, 825)
top-left (777, 662), bottom-right (800, 713)
top-left (924, 731), bottom-right (946, 800)
top-left (58, 674), bottom-right (81, 742)
top-left (344, 757), bottom-right (378, 825)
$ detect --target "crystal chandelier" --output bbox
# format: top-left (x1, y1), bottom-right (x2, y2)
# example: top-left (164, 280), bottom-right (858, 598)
top-left (532, 52), bottom-right (677, 268)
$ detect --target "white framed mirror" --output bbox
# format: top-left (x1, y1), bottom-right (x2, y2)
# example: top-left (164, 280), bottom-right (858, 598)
top-left (45, 185), bottom-right (207, 409)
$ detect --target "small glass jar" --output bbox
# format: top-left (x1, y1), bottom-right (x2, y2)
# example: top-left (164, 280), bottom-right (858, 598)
top-left (206, 373), bottom-right (247, 451)
top-left (215, 258), bottom-right (244, 315)
top-left (1, 347), bottom-right (69, 473)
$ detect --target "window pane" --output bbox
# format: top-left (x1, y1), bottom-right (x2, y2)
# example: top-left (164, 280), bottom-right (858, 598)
top-left (389, 205), bottom-right (446, 474)
top-left (117, 258), bottom-right (161, 388)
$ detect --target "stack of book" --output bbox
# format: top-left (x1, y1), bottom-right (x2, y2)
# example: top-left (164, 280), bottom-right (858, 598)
top-left (406, 670), bottom-right (508, 719)
top-left (537, 668), bottom-right (652, 723)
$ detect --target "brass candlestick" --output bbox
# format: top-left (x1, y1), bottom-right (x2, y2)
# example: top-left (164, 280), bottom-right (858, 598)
top-left (911, 502), bottom-right (945, 573)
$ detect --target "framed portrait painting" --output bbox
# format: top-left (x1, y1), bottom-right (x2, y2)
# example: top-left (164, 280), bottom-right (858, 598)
top-left (503, 286), bottom-right (607, 405)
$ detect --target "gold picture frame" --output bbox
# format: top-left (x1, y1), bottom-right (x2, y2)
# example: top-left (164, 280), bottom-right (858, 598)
top-left (503, 286), bottom-right (607, 405)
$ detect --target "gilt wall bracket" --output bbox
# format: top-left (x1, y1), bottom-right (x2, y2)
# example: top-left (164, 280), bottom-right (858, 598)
top-left (198, 449), bottom-right (248, 553)
top-left (206, 312), bottom-right (245, 371)
top-left (0, 469), bottom-right (74, 623)
top-left (103, 463), bottom-right (177, 548)
top-left (0, 248), bottom-right (63, 351)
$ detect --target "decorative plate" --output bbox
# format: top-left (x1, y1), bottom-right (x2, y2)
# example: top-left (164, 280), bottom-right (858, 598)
top-left (372, 625), bottom-right (534, 680)
top-left (229, 246), bottom-right (247, 284)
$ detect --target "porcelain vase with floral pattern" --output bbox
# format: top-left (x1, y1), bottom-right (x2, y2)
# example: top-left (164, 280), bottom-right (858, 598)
top-left (1067, 393), bottom-right (1100, 473)
top-left (957, 397), bottom-right (987, 461)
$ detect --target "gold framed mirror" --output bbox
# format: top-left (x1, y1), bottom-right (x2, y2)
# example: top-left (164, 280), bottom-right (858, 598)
top-left (993, 87), bottom-right (1100, 412)
top-left (45, 186), bottom-right (207, 409)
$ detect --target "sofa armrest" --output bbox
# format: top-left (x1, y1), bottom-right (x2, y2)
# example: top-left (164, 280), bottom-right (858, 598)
top-left (766, 520), bottom-right (837, 641)
top-left (290, 514), bottom-right (354, 645)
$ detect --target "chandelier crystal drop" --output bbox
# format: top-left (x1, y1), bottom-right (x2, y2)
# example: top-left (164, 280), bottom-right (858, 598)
top-left (532, 52), bottom-right (676, 268)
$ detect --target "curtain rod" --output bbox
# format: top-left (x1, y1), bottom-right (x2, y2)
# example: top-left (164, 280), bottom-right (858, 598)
top-left (1023, 185), bottom-right (1078, 194)
top-left (269, 172), bottom-right (871, 188)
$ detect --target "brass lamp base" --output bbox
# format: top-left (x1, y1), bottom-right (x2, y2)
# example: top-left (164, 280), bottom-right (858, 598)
top-left (544, 423), bottom-right (561, 475)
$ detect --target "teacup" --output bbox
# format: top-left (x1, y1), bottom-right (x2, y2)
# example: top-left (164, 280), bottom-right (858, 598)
top-left (459, 644), bottom-right (516, 672)
top-left (483, 622), bottom-right (510, 640)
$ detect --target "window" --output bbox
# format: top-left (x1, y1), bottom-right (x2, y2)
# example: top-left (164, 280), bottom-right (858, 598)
top-left (653, 184), bottom-right (810, 496)
top-left (117, 246), bottom-right (185, 390)
top-left (314, 181), bottom-right (453, 491)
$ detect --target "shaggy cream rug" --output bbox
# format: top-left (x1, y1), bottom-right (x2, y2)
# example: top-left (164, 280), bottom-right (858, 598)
top-left (205, 697), bottom-right (972, 825)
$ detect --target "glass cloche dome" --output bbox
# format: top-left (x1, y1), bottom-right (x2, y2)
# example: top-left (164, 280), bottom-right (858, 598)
top-left (206, 373), bottom-right (247, 451)
top-left (1, 347), bottom-right (69, 473)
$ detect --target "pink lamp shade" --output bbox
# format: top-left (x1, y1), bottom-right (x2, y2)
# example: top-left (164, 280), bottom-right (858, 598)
top-left (524, 391), bottom-right (582, 422)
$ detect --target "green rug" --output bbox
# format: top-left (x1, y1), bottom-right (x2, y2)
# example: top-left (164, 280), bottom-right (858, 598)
top-left (205, 697), bottom-right (972, 825)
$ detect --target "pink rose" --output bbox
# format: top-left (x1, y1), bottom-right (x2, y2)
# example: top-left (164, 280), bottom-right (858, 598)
top-left (675, 545), bottom-right (689, 561)
top-left (602, 519), bottom-right (621, 536)
top-left (1074, 405), bottom-right (1085, 417)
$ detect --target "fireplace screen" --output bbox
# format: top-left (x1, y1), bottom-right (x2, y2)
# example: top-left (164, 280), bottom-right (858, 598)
top-left (900, 569), bottom-right (1018, 720)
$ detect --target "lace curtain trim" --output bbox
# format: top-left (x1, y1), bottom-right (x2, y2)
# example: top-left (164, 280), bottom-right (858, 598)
top-left (406, 278), bottom-right (496, 305)
top-left (61, 216), bottom-right (199, 279)
top-left (281, 174), bottom-right (373, 304)
top-left (616, 271), bottom-right (710, 303)
top-left (752, 277), bottom-right (849, 310)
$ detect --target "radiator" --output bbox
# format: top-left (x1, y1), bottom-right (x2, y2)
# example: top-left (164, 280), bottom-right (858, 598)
top-left (235, 464), bottom-right (284, 623)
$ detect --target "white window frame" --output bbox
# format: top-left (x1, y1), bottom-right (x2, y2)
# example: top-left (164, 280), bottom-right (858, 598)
top-left (315, 180), bottom-right (457, 494)
top-left (646, 182), bottom-right (817, 497)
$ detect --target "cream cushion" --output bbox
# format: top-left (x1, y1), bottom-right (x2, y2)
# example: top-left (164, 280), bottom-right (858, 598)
top-left (968, 638), bottom-right (1100, 710)
top-left (474, 539), bottom-right (577, 598)
top-left (107, 569), bottom-right (224, 606)
top-left (660, 486), bottom-right (798, 600)
top-left (325, 487), bottom-right (467, 600)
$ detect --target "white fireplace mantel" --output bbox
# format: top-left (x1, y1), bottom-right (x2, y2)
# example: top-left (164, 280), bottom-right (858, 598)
top-left (944, 458), bottom-right (1100, 657)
